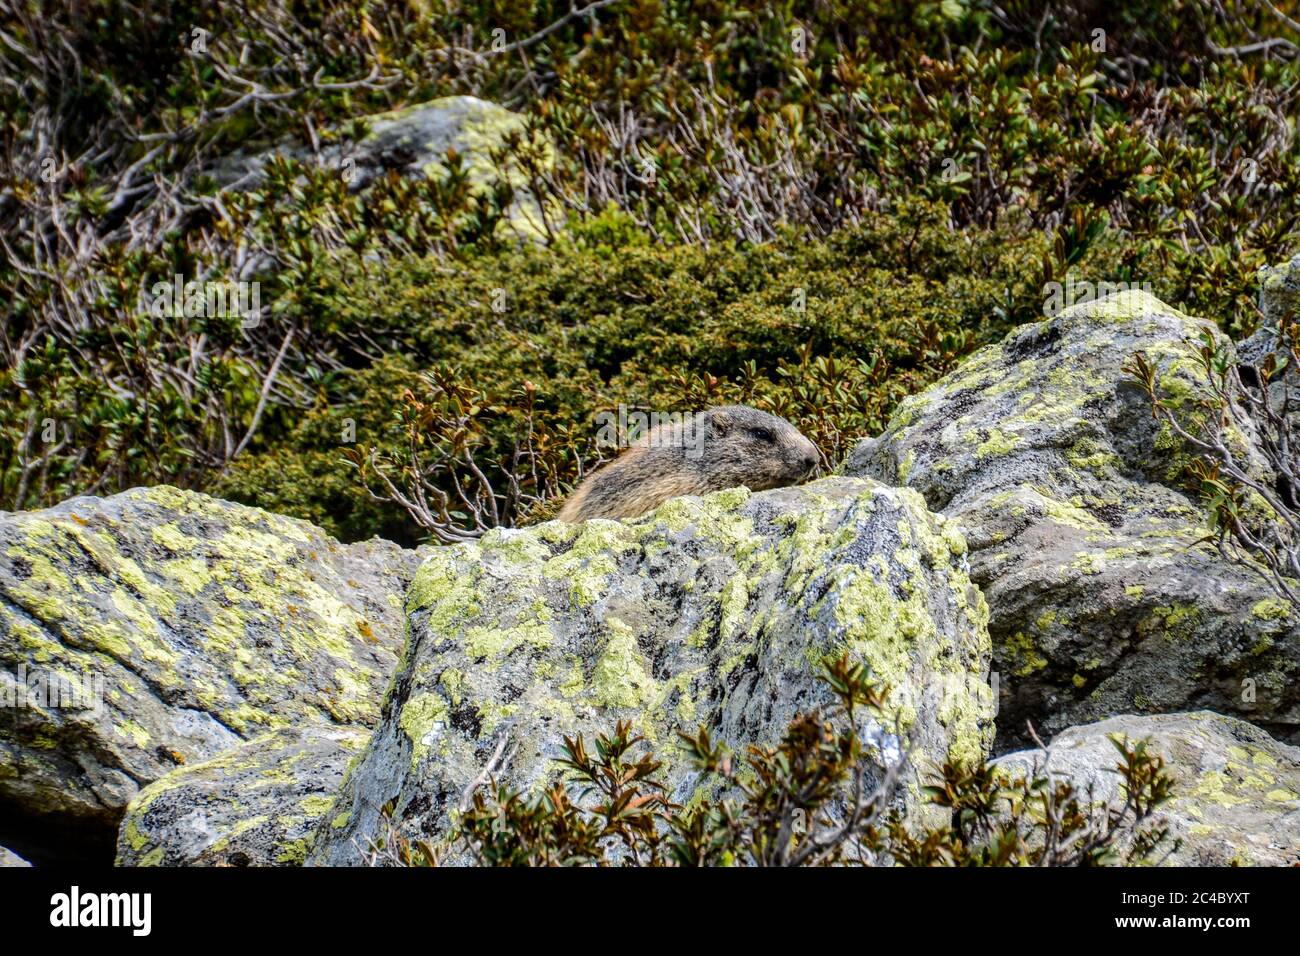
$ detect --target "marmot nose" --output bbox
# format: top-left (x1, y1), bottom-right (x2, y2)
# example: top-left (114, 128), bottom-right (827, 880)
top-left (801, 450), bottom-right (818, 473)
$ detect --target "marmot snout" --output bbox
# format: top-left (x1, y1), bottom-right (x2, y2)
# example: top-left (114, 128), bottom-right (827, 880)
top-left (557, 406), bottom-right (819, 523)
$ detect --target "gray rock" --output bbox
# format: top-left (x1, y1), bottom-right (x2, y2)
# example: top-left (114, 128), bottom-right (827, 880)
top-left (993, 711), bottom-right (1300, 866)
top-left (0, 844), bottom-right (30, 867)
top-left (1234, 314), bottom-right (1283, 368)
top-left (845, 290), bottom-right (1299, 749)
top-left (1259, 254), bottom-right (1300, 329)
top-left (116, 724), bottom-right (370, 866)
top-left (0, 486), bottom-right (419, 863)
top-left (1236, 256), bottom-right (1300, 455)
top-left (310, 477), bottom-right (995, 865)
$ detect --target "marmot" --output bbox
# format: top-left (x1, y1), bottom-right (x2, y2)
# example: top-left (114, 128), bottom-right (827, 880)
top-left (558, 405), bottom-right (820, 522)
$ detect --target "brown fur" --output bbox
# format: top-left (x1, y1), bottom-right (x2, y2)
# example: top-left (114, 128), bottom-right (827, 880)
top-left (558, 406), bottom-right (819, 523)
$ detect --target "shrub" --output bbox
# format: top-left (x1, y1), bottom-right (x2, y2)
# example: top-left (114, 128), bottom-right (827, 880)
top-left (216, 201), bottom-right (1056, 540)
top-left (367, 655), bottom-right (1177, 866)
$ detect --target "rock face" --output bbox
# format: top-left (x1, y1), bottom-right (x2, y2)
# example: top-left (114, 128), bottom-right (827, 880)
top-left (1238, 253), bottom-right (1300, 366)
top-left (994, 711), bottom-right (1300, 866)
top-left (1236, 255), bottom-right (1300, 458)
top-left (1259, 254), bottom-right (1300, 330)
top-left (846, 290), bottom-right (1299, 749)
top-left (213, 95), bottom-right (555, 241)
top-left (310, 477), bottom-right (995, 865)
top-left (116, 725), bottom-right (369, 867)
top-left (0, 486), bottom-right (419, 864)
top-left (0, 845), bottom-right (30, 867)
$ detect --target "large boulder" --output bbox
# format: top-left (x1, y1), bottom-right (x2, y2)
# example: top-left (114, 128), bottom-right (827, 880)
top-left (310, 477), bottom-right (995, 865)
top-left (212, 95), bottom-right (556, 242)
top-left (993, 711), bottom-right (1300, 866)
top-left (0, 486), bottom-right (419, 864)
top-left (116, 725), bottom-right (369, 867)
top-left (846, 290), bottom-right (1299, 749)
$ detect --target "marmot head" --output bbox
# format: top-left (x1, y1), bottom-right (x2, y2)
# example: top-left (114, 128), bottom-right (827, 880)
top-left (694, 406), bottom-right (820, 491)
top-left (557, 404), bottom-right (820, 523)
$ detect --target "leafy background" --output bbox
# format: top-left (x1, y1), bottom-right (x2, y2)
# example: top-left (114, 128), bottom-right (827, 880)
top-left (2, 0), bottom-right (1297, 543)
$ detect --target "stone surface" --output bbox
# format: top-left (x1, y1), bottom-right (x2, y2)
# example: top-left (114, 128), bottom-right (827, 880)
top-left (0, 486), bottom-right (419, 863)
top-left (0, 844), bottom-right (30, 867)
top-left (1259, 254), bottom-right (1300, 330)
top-left (310, 477), bottom-right (995, 865)
top-left (1236, 256), bottom-right (1300, 461)
top-left (1238, 253), bottom-right (1299, 365)
top-left (116, 725), bottom-right (370, 867)
top-left (846, 290), bottom-right (1298, 749)
top-left (993, 711), bottom-right (1300, 866)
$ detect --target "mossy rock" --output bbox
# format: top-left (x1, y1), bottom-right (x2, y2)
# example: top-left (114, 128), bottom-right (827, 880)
top-left (116, 725), bottom-right (370, 867)
top-left (0, 486), bottom-right (420, 864)
top-left (211, 95), bottom-right (556, 242)
top-left (847, 290), bottom-right (1298, 749)
top-left (310, 477), bottom-right (995, 865)
top-left (994, 711), bottom-right (1300, 866)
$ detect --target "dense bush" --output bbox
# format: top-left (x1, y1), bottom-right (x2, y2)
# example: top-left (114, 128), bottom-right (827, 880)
top-left (3, 1), bottom-right (1298, 539)
top-left (214, 200), bottom-right (1058, 540)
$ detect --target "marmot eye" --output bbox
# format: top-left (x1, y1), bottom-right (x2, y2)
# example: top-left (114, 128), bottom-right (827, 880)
top-left (749, 427), bottom-right (775, 443)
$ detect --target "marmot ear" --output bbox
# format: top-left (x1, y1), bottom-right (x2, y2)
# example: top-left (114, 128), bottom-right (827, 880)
top-left (708, 409), bottom-right (732, 434)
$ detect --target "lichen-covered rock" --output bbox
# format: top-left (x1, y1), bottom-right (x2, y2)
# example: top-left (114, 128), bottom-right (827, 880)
top-left (993, 711), bottom-right (1300, 866)
top-left (310, 477), bottom-right (995, 865)
top-left (213, 95), bottom-right (556, 241)
top-left (1259, 254), bottom-right (1300, 330)
top-left (1236, 256), bottom-right (1300, 457)
top-left (116, 725), bottom-right (370, 867)
top-left (0, 486), bottom-right (419, 863)
top-left (846, 290), bottom-right (1299, 748)
top-left (1238, 253), bottom-right (1300, 365)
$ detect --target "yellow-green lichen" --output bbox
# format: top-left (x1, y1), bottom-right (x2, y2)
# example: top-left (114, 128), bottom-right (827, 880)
top-left (399, 692), bottom-right (450, 769)
top-left (463, 618), bottom-right (554, 665)
top-left (1251, 598), bottom-right (1291, 622)
top-left (1004, 629), bottom-right (1049, 676)
top-left (541, 520), bottom-right (630, 607)
top-left (974, 427), bottom-right (1019, 459)
top-left (1140, 602), bottom-right (1203, 642)
top-left (590, 617), bottom-right (659, 709)
top-left (1070, 551), bottom-right (1106, 575)
top-left (718, 575), bottom-right (749, 642)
